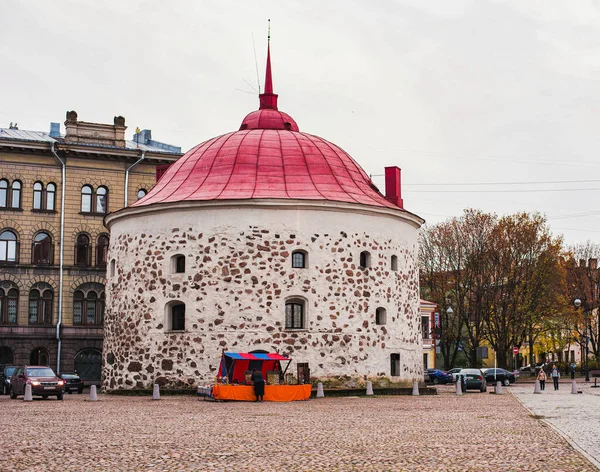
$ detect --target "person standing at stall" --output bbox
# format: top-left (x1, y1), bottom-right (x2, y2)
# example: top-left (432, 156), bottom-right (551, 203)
top-left (251, 369), bottom-right (265, 402)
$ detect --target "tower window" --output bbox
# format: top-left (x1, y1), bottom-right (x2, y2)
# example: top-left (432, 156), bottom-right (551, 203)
top-left (171, 254), bottom-right (185, 274)
top-left (376, 307), bottom-right (387, 325)
top-left (166, 301), bottom-right (186, 331)
top-left (391, 255), bottom-right (398, 271)
top-left (285, 298), bottom-right (306, 329)
top-left (291, 251), bottom-right (307, 269)
top-left (359, 251), bottom-right (371, 269)
top-left (390, 353), bottom-right (400, 376)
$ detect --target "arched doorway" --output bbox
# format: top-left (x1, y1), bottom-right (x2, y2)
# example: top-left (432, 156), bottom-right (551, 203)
top-left (30, 347), bottom-right (49, 366)
top-left (74, 349), bottom-right (102, 381)
top-left (0, 346), bottom-right (14, 365)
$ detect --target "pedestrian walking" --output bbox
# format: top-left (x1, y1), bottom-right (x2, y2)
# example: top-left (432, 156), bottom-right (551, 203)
top-left (550, 364), bottom-right (560, 390)
top-left (251, 369), bottom-right (265, 402)
top-left (537, 368), bottom-right (546, 391)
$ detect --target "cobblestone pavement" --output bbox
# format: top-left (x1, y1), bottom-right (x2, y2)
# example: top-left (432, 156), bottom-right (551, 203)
top-left (512, 381), bottom-right (600, 470)
top-left (0, 387), bottom-right (596, 472)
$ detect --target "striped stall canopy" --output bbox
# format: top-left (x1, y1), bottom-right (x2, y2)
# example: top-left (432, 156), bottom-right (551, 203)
top-left (223, 352), bottom-right (290, 361)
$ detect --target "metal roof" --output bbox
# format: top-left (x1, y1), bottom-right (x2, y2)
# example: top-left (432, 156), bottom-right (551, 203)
top-left (0, 128), bottom-right (181, 154)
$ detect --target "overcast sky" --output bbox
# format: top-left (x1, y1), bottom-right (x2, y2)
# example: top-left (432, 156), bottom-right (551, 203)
top-left (2, 0), bottom-right (600, 245)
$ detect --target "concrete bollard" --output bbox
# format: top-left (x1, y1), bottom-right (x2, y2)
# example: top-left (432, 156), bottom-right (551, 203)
top-left (316, 382), bottom-right (324, 398)
top-left (496, 381), bottom-right (503, 395)
top-left (412, 380), bottom-right (420, 396)
top-left (534, 380), bottom-right (541, 394)
top-left (24, 384), bottom-right (33, 402)
top-left (571, 380), bottom-right (578, 394)
top-left (152, 383), bottom-right (160, 400)
top-left (455, 378), bottom-right (462, 396)
top-left (366, 381), bottom-right (374, 396)
top-left (89, 385), bottom-right (98, 401)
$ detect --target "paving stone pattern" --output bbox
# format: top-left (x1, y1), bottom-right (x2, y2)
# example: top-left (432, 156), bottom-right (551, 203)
top-left (1, 387), bottom-right (595, 472)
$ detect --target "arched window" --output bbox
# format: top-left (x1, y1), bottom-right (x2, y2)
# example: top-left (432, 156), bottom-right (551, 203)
top-left (33, 182), bottom-right (43, 209)
top-left (137, 189), bottom-right (147, 200)
top-left (96, 234), bottom-right (109, 267)
top-left (376, 307), bottom-right (387, 325)
top-left (10, 180), bottom-right (21, 209)
top-left (29, 283), bottom-right (53, 325)
top-left (359, 251), bottom-right (371, 269)
top-left (46, 183), bottom-right (56, 211)
top-left (73, 283), bottom-right (105, 326)
top-left (74, 349), bottom-right (102, 381)
top-left (0, 283), bottom-right (18, 324)
top-left (171, 254), bottom-right (185, 274)
top-left (285, 298), bottom-right (306, 329)
top-left (0, 346), bottom-right (14, 365)
top-left (292, 250), bottom-right (307, 269)
top-left (391, 255), bottom-right (398, 271)
top-left (75, 233), bottom-right (91, 266)
top-left (96, 186), bottom-right (108, 214)
top-left (0, 180), bottom-right (7, 207)
top-left (0, 230), bottom-right (18, 263)
top-left (109, 259), bottom-right (116, 277)
top-left (81, 185), bottom-right (93, 213)
top-left (30, 347), bottom-right (49, 366)
top-left (32, 232), bottom-right (53, 264)
top-left (166, 301), bottom-right (185, 331)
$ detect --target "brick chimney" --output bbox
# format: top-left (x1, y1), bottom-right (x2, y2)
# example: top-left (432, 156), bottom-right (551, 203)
top-left (384, 166), bottom-right (403, 208)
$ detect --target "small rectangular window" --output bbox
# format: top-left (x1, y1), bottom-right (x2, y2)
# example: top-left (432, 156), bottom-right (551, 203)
top-left (390, 353), bottom-right (400, 376)
top-left (172, 304), bottom-right (185, 331)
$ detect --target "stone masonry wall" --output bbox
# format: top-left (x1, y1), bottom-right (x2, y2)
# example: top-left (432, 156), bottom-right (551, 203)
top-left (103, 205), bottom-right (422, 390)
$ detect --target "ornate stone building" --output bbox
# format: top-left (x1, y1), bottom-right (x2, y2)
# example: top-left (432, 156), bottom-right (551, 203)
top-left (0, 113), bottom-right (181, 381)
top-left (103, 45), bottom-right (424, 391)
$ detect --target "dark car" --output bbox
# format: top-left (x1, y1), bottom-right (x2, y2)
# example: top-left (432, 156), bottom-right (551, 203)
top-left (9, 365), bottom-right (65, 400)
top-left (1, 365), bottom-right (16, 395)
top-left (484, 368), bottom-right (516, 386)
top-left (58, 373), bottom-right (84, 394)
top-left (426, 368), bottom-right (452, 385)
top-left (458, 368), bottom-right (487, 392)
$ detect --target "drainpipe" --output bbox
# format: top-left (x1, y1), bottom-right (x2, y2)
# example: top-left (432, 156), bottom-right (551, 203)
top-left (50, 142), bottom-right (66, 374)
top-left (124, 152), bottom-right (145, 207)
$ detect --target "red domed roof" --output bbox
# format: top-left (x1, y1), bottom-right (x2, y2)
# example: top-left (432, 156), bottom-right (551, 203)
top-left (134, 40), bottom-right (398, 210)
top-left (135, 129), bottom-right (396, 208)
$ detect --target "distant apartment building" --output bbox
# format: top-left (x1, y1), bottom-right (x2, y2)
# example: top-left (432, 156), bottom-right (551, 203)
top-left (0, 111), bottom-right (182, 381)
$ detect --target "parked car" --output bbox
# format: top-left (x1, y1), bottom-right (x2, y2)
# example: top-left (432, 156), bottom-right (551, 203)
top-left (9, 365), bottom-right (65, 400)
top-left (1, 365), bottom-right (16, 395)
top-left (58, 373), bottom-right (84, 394)
top-left (483, 368), bottom-right (516, 386)
top-left (426, 368), bottom-right (452, 385)
top-left (447, 368), bottom-right (462, 382)
top-left (458, 368), bottom-right (487, 392)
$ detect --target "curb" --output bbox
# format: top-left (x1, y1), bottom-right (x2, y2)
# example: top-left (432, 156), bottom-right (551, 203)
top-left (510, 389), bottom-right (600, 471)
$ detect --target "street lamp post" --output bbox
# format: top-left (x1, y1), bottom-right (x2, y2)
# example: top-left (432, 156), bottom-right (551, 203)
top-left (574, 298), bottom-right (590, 382)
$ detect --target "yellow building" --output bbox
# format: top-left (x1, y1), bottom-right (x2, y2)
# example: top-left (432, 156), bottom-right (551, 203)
top-left (420, 299), bottom-right (437, 369)
top-left (0, 112), bottom-right (181, 381)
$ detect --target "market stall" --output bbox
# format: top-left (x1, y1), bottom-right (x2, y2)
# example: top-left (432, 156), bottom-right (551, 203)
top-left (210, 352), bottom-right (311, 402)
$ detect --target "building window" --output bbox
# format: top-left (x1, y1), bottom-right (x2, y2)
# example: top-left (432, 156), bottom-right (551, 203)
top-left (73, 283), bottom-right (105, 326)
top-left (166, 301), bottom-right (185, 331)
top-left (47, 183), bottom-right (56, 211)
top-left (110, 259), bottom-right (116, 277)
top-left (0, 179), bottom-right (22, 209)
top-left (359, 251), bottom-right (371, 269)
top-left (292, 251), bottom-right (307, 269)
top-left (0, 284), bottom-right (18, 324)
top-left (33, 182), bottom-right (43, 209)
top-left (171, 254), bottom-right (185, 274)
top-left (376, 307), bottom-right (387, 325)
top-left (0, 180), bottom-right (7, 207)
top-left (0, 346), bottom-right (14, 365)
top-left (137, 189), bottom-right (147, 200)
top-left (30, 347), bottom-right (49, 366)
top-left (0, 230), bottom-right (18, 263)
top-left (32, 232), bottom-right (53, 264)
top-left (390, 353), bottom-right (400, 376)
top-left (28, 283), bottom-right (53, 325)
top-left (96, 234), bottom-right (109, 267)
top-left (421, 316), bottom-right (430, 339)
top-left (96, 186), bottom-right (108, 214)
top-left (33, 182), bottom-right (56, 211)
top-left (10, 180), bottom-right (21, 209)
top-left (391, 255), bottom-right (398, 271)
top-left (75, 233), bottom-right (91, 266)
top-left (81, 185), bottom-right (93, 212)
top-left (285, 298), bottom-right (305, 329)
